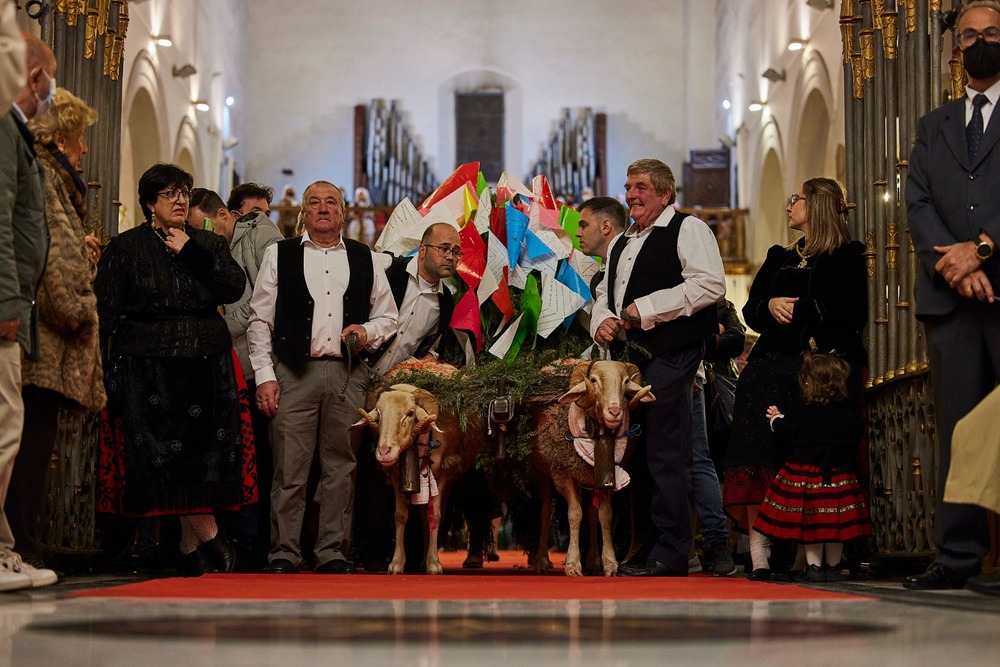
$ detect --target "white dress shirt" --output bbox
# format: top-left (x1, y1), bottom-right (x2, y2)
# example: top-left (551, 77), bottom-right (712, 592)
top-left (247, 232), bottom-right (398, 385)
top-left (371, 253), bottom-right (446, 376)
top-left (966, 78), bottom-right (1000, 128)
top-left (589, 205), bottom-right (726, 342)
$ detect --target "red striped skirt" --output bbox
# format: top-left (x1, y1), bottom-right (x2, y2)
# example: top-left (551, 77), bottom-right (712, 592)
top-left (753, 462), bottom-right (872, 543)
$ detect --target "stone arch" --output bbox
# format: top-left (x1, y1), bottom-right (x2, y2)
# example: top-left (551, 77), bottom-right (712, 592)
top-left (120, 51), bottom-right (169, 231)
top-left (174, 117), bottom-right (202, 183)
top-left (789, 49), bottom-right (838, 187)
top-left (746, 118), bottom-right (787, 262)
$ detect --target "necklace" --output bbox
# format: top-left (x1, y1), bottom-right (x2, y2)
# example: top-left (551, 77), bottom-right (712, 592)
top-left (795, 243), bottom-right (811, 268)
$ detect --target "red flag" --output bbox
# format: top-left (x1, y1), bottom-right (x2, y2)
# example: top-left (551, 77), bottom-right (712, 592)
top-left (532, 174), bottom-right (558, 210)
top-left (491, 266), bottom-right (515, 323)
top-left (449, 289), bottom-right (483, 352)
top-left (457, 223), bottom-right (486, 290)
top-left (420, 162), bottom-right (480, 209)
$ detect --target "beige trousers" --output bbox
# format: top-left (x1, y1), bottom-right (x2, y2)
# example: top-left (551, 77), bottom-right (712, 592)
top-left (0, 340), bottom-right (24, 551)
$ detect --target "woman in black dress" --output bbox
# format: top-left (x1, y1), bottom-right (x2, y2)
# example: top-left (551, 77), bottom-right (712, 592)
top-left (96, 163), bottom-right (254, 576)
top-left (722, 177), bottom-right (868, 580)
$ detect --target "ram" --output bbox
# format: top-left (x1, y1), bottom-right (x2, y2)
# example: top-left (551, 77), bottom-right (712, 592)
top-left (529, 360), bottom-right (654, 576)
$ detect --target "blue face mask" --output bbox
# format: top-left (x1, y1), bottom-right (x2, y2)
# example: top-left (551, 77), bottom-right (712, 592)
top-left (35, 74), bottom-right (55, 116)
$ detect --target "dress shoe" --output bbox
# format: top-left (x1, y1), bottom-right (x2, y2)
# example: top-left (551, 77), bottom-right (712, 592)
top-left (315, 558), bottom-right (357, 574)
top-left (965, 571), bottom-right (1000, 596)
top-left (178, 548), bottom-right (218, 577)
top-left (903, 563), bottom-right (968, 590)
top-left (267, 558), bottom-right (298, 574)
top-left (616, 559), bottom-right (686, 577)
top-left (200, 534), bottom-right (236, 573)
top-left (747, 568), bottom-right (771, 581)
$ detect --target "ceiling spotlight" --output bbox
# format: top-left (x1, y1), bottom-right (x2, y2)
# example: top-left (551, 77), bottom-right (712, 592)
top-left (722, 99), bottom-right (732, 110)
top-left (806, 0), bottom-right (834, 9)
top-left (151, 34), bottom-right (172, 47)
top-left (192, 100), bottom-right (210, 112)
top-left (225, 95), bottom-right (235, 107)
top-left (762, 68), bottom-right (786, 83)
top-left (172, 63), bottom-right (197, 78)
top-left (788, 38), bottom-right (807, 51)
top-left (748, 101), bottom-right (765, 112)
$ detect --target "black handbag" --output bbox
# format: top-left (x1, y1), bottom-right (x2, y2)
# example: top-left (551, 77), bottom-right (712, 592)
top-left (705, 361), bottom-right (737, 434)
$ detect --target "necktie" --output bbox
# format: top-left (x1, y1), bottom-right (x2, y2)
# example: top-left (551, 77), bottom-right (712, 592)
top-left (967, 93), bottom-right (989, 162)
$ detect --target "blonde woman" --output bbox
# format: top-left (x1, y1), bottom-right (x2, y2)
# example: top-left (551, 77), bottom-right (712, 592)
top-left (721, 177), bottom-right (868, 581)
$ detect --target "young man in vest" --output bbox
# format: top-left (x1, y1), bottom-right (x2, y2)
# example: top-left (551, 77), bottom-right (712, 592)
top-left (247, 181), bottom-right (397, 575)
top-left (591, 159), bottom-right (726, 576)
top-left (188, 187), bottom-right (284, 571)
top-left (353, 222), bottom-right (461, 571)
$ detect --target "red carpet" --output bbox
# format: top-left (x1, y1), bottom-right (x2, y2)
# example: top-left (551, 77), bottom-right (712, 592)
top-left (67, 551), bottom-right (871, 602)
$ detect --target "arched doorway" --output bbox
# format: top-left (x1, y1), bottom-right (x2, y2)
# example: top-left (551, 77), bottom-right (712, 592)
top-left (756, 149), bottom-right (786, 255)
top-left (792, 89), bottom-right (832, 190)
top-left (122, 88), bottom-right (162, 231)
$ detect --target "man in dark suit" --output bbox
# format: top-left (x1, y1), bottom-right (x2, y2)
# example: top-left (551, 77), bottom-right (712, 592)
top-left (904, 1), bottom-right (1000, 592)
top-left (591, 159), bottom-right (726, 576)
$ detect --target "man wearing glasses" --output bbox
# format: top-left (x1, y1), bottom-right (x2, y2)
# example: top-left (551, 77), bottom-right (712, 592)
top-left (905, 1), bottom-right (1000, 593)
top-left (353, 222), bottom-right (461, 571)
top-left (247, 181), bottom-right (397, 575)
top-left (368, 222), bottom-right (461, 376)
top-left (591, 159), bottom-right (726, 577)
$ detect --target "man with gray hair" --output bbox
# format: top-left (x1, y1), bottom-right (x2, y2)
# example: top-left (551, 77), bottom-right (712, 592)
top-left (591, 159), bottom-right (726, 577)
top-left (247, 181), bottom-right (397, 575)
top-left (0, 30), bottom-right (57, 590)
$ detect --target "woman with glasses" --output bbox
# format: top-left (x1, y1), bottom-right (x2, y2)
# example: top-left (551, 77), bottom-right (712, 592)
top-left (721, 177), bottom-right (868, 581)
top-left (95, 163), bottom-right (253, 577)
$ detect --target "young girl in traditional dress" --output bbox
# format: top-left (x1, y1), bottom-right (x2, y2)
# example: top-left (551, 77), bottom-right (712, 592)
top-left (753, 351), bottom-right (871, 582)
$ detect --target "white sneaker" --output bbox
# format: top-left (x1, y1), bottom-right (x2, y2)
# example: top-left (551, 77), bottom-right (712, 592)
top-left (1, 550), bottom-right (57, 588)
top-left (0, 553), bottom-right (32, 592)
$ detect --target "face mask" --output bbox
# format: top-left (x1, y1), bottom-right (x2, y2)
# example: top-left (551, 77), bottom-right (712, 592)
top-left (963, 39), bottom-right (1000, 80)
top-left (35, 74), bottom-right (55, 116)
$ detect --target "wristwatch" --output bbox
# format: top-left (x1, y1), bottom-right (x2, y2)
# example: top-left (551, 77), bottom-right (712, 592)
top-left (975, 237), bottom-right (994, 261)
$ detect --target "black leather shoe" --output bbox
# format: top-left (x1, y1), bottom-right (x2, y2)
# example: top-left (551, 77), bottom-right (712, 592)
top-left (178, 549), bottom-right (218, 577)
top-left (747, 568), bottom-right (771, 581)
top-left (200, 534), bottom-right (236, 573)
top-left (616, 559), bottom-right (686, 577)
top-left (315, 558), bottom-right (357, 574)
top-left (268, 558), bottom-right (298, 574)
top-left (903, 563), bottom-right (968, 590)
top-left (966, 572), bottom-right (1000, 596)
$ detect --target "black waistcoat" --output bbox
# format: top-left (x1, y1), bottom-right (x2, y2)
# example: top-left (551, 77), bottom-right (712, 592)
top-left (607, 212), bottom-right (716, 363)
top-left (272, 237), bottom-right (373, 369)
top-left (369, 255), bottom-right (453, 365)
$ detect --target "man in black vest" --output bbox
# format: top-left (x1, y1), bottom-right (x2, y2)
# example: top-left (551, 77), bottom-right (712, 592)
top-left (247, 181), bottom-right (398, 575)
top-left (369, 222), bottom-right (460, 375)
top-left (352, 222), bottom-right (460, 571)
top-left (591, 159), bottom-right (726, 577)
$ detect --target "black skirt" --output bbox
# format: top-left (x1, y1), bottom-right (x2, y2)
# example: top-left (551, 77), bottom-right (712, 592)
top-left (97, 350), bottom-right (256, 517)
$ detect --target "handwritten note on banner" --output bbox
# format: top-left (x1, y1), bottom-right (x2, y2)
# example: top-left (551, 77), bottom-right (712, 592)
top-left (537, 271), bottom-right (586, 338)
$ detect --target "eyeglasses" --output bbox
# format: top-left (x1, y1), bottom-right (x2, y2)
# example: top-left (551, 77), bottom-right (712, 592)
top-left (423, 243), bottom-right (464, 260)
top-left (787, 193), bottom-right (807, 206)
top-left (959, 27), bottom-right (1000, 49)
top-left (157, 188), bottom-right (192, 202)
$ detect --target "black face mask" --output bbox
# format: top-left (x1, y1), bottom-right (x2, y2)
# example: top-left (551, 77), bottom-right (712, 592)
top-left (963, 39), bottom-right (1000, 80)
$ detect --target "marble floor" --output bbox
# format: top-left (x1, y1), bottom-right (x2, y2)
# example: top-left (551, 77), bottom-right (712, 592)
top-left (0, 572), bottom-right (997, 667)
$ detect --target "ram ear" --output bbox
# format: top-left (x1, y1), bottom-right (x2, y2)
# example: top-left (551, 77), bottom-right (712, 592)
top-left (568, 362), bottom-right (591, 388)
top-left (558, 381), bottom-right (588, 404)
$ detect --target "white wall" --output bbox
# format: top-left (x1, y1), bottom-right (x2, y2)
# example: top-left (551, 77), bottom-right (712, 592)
top-left (244, 0), bottom-right (717, 201)
top-left (118, 0), bottom-right (248, 229)
top-left (714, 0), bottom-right (844, 305)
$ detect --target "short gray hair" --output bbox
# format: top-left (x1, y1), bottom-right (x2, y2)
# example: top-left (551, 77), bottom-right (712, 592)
top-left (958, 1), bottom-right (1000, 25)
